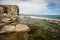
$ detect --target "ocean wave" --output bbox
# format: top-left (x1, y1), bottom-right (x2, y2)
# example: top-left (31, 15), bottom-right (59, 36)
top-left (19, 16), bottom-right (60, 21)
top-left (27, 16), bottom-right (60, 21)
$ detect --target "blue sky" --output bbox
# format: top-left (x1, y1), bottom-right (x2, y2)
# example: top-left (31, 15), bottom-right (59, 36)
top-left (0, 0), bottom-right (60, 15)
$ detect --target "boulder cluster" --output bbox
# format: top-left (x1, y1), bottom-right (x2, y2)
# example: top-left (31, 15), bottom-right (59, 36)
top-left (0, 5), bottom-right (30, 40)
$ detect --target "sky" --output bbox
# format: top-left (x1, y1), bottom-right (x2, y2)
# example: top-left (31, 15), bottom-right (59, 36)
top-left (0, 0), bottom-right (60, 15)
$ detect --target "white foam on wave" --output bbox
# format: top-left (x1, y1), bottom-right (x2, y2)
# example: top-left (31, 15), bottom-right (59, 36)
top-left (30, 16), bottom-right (48, 19)
top-left (28, 16), bottom-right (60, 21)
top-left (19, 15), bottom-right (60, 21)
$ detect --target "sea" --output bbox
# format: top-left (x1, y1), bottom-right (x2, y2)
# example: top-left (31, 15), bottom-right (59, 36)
top-left (19, 15), bottom-right (60, 23)
top-left (23, 15), bottom-right (60, 19)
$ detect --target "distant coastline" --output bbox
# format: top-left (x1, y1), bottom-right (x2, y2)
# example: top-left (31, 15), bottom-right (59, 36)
top-left (23, 15), bottom-right (60, 19)
top-left (19, 15), bottom-right (60, 21)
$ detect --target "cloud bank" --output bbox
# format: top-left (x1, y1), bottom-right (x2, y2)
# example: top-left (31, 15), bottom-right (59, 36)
top-left (0, 0), bottom-right (60, 15)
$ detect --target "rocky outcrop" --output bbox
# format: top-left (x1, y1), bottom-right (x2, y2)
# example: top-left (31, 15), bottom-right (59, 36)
top-left (0, 5), bottom-right (19, 15)
top-left (0, 24), bottom-right (30, 34)
top-left (0, 5), bottom-right (19, 27)
top-left (0, 5), bottom-right (30, 40)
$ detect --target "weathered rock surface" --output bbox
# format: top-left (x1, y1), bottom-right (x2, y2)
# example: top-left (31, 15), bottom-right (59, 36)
top-left (1, 17), bottom-right (12, 23)
top-left (0, 24), bottom-right (30, 34)
top-left (0, 5), bottom-right (19, 27)
top-left (0, 5), bottom-right (30, 40)
top-left (0, 5), bottom-right (19, 15)
top-left (1, 25), bottom-right (15, 32)
top-left (15, 24), bottom-right (30, 32)
top-left (0, 33), bottom-right (17, 40)
top-left (0, 24), bottom-right (30, 40)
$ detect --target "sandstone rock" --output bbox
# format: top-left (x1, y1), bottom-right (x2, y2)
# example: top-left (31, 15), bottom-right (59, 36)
top-left (0, 23), bottom-right (6, 28)
top-left (0, 25), bottom-right (15, 33)
top-left (0, 24), bottom-right (30, 34)
top-left (0, 5), bottom-right (28, 32)
top-left (0, 6), bottom-right (4, 14)
top-left (1, 14), bottom-right (18, 24)
top-left (11, 15), bottom-right (18, 21)
top-left (0, 5), bottom-right (30, 40)
top-left (1, 18), bottom-right (12, 23)
top-left (15, 24), bottom-right (30, 32)
top-left (0, 5), bottom-right (19, 15)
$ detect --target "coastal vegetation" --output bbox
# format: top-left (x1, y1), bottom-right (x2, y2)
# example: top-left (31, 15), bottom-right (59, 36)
top-left (19, 18), bottom-right (60, 40)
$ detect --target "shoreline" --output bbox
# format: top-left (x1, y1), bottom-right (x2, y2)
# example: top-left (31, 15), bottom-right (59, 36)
top-left (19, 16), bottom-right (60, 21)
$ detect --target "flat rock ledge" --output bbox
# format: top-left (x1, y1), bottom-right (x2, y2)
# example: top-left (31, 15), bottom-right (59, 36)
top-left (0, 24), bottom-right (30, 34)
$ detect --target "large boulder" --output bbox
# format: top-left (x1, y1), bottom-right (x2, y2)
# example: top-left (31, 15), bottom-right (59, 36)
top-left (0, 24), bottom-right (30, 34)
top-left (0, 24), bottom-right (30, 40)
top-left (0, 25), bottom-right (15, 33)
top-left (15, 24), bottom-right (30, 32)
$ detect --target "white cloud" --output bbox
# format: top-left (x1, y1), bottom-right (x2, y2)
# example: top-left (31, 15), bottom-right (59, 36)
top-left (30, 0), bottom-right (46, 3)
top-left (19, 1), bottom-right (47, 14)
top-left (0, 0), bottom-right (19, 5)
top-left (1, 0), bottom-right (60, 15)
top-left (0, 0), bottom-right (48, 14)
